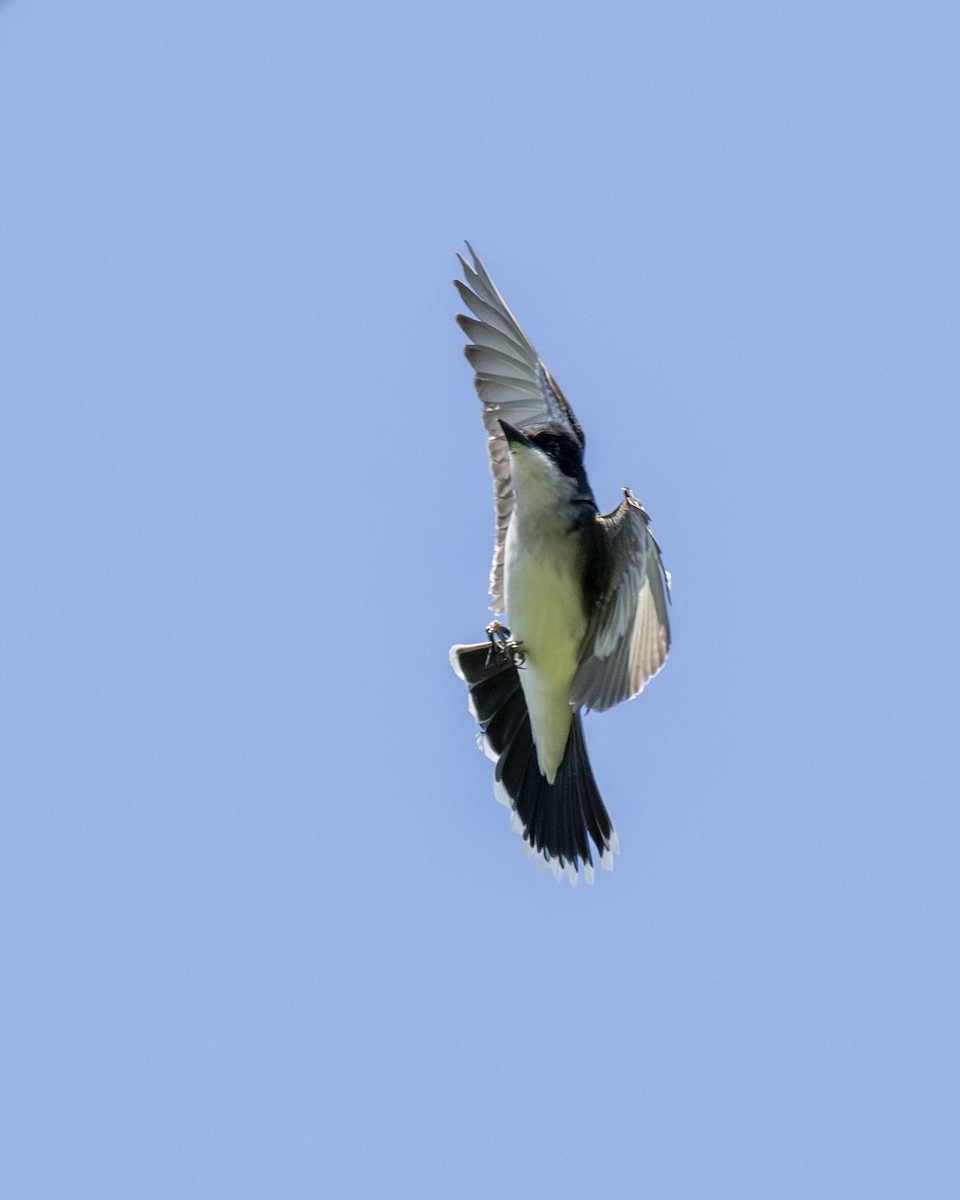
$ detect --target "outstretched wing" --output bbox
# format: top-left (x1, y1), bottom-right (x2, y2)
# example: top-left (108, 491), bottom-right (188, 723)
top-left (571, 489), bottom-right (671, 713)
top-left (455, 244), bottom-right (583, 612)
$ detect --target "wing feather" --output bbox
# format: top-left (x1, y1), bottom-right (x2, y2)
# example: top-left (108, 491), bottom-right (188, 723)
top-left (571, 490), bottom-right (671, 713)
top-left (455, 244), bottom-right (583, 611)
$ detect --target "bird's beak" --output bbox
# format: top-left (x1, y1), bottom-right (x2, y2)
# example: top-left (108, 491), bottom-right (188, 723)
top-left (499, 420), bottom-right (531, 448)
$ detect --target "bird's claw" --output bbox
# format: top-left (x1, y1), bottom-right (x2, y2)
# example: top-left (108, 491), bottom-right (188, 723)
top-left (486, 621), bottom-right (526, 668)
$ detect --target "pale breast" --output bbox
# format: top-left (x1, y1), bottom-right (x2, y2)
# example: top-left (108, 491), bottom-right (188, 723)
top-left (503, 511), bottom-right (588, 781)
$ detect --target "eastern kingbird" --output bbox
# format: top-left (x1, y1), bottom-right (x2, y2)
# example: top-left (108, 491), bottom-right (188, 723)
top-left (449, 245), bottom-right (672, 885)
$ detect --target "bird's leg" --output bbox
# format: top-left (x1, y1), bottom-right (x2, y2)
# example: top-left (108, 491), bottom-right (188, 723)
top-left (486, 620), bottom-right (526, 668)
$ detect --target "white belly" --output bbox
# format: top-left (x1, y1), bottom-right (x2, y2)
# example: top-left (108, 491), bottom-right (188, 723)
top-left (504, 516), bottom-right (587, 783)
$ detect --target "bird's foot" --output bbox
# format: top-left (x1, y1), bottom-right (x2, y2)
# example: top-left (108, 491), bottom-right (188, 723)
top-left (485, 621), bottom-right (526, 668)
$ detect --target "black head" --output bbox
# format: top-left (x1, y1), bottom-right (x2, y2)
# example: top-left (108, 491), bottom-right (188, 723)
top-left (525, 427), bottom-right (587, 482)
top-left (499, 419), bottom-right (596, 508)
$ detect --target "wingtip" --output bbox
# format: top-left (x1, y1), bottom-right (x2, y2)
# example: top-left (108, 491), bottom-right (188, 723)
top-left (457, 242), bottom-right (484, 281)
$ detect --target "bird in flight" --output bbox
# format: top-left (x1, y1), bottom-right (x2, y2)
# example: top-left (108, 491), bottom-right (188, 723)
top-left (449, 245), bottom-right (672, 885)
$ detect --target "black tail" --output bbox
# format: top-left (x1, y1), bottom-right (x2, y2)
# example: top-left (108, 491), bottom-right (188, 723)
top-left (450, 641), bottom-right (618, 884)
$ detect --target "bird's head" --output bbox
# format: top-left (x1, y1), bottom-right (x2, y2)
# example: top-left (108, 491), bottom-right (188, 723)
top-left (499, 420), bottom-right (594, 507)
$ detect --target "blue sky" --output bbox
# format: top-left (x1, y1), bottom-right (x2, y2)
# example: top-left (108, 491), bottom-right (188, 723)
top-left (2, 1), bottom-right (958, 1196)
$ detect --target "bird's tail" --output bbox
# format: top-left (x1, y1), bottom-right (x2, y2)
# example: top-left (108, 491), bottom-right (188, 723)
top-left (450, 640), bottom-right (618, 884)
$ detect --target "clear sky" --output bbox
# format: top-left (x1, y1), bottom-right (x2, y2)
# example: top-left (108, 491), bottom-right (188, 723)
top-left (2, 1), bottom-right (958, 1196)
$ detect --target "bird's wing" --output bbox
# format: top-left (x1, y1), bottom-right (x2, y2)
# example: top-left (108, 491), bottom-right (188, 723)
top-left (571, 489), bottom-right (671, 713)
top-left (455, 244), bottom-right (583, 613)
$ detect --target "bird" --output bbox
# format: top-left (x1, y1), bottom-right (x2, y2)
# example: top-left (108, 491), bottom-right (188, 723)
top-left (449, 245), bottom-right (672, 885)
